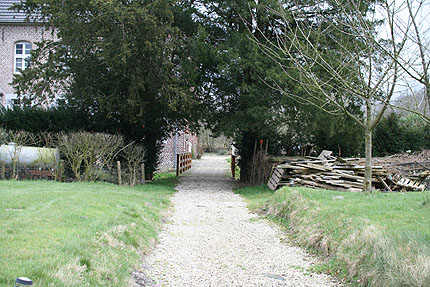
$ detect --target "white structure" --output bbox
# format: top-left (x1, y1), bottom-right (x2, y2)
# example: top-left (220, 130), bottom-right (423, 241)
top-left (0, 143), bottom-right (59, 168)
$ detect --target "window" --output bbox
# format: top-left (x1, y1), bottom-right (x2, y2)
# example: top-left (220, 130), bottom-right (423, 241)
top-left (14, 42), bottom-right (32, 73)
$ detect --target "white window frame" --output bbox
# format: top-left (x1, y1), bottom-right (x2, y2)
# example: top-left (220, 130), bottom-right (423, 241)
top-left (14, 41), bottom-right (32, 73)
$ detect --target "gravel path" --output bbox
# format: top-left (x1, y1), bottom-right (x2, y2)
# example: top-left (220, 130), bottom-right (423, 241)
top-left (135, 154), bottom-right (340, 287)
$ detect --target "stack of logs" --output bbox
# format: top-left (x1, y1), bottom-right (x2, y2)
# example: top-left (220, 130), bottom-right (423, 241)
top-left (268, 151), bottom-right (427, 192)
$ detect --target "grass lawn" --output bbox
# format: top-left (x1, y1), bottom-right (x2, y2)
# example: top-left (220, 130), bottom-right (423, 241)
top-left (0, 174), bottom-right (176, 287)
top-left (235, 185), bottom-right (430, 287)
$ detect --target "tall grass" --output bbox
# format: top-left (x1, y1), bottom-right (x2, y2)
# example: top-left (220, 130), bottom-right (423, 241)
top-left (236, 185), bottom-right (430, 286)
top-left (0, 174), bottom-right (176, 286)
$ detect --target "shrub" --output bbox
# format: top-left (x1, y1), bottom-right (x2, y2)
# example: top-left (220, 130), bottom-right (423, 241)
top-left (122, 143), bottom-right (146, 186)
top-left (6, 130), bottom-right (35, 179)
top-left (374, 113), bottom-right (430, 156)
top-left (58, 132), bottom-right (123, 181)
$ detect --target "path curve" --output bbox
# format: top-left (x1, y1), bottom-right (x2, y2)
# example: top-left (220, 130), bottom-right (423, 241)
top-left (136, 154), bottom-right (339, 287)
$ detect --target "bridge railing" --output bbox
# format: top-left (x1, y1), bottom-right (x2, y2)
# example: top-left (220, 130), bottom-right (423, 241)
top-left (176, 152), bottom-right (192, 176)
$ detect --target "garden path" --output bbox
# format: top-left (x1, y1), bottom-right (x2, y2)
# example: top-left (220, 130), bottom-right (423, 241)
top-left (134, 154), bottom-right (340, 287)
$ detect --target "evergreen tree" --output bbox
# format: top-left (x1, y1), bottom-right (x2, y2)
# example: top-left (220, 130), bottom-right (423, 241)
top-left (193, 0), bottom-right (364, 180)
top-left (191, 0), bottom-right (291, 181)
top-left (13, 0), bottom-right (200, 177)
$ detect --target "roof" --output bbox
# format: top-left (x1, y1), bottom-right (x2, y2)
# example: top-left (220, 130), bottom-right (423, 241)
top-left (0, 0), bottom-right (41, 23)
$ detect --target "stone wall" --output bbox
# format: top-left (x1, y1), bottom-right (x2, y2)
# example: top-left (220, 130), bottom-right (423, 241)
top-left (0, 24), bottom-right (57, 106)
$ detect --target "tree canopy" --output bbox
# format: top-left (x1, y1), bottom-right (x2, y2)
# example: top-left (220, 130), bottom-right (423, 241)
top-left (13, 0), bottom-right (201, 176)
top-left (13, 0), bottom-right (425, 185)
top-left (189, 0), bottom-right (366, 180)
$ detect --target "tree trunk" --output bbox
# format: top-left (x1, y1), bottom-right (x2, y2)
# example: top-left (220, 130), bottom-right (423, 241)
top-left (239, 131), bottom-right (256, 182)
top-left (363, 101), bottom-right (373, 192)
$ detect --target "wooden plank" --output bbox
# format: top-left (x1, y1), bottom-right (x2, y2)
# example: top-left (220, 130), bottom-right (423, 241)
top-left (294, 178), bottom-right (349, 192)
top-left (296, 163), bottom-right (332, 171)
top-left (269, 178), bottom-right (278, 186)
top-left (378, 176), bottom-right (391, 192)
top-left (317, 150), bottom-right (333, 159)
top-left (267, 168), bottom-right (285, 191)
top-left (277, 164), bottom-right (308, 170)
top-left (274, 168), bottom-right (284, 177)
top-left (321, 176), bottom-right (341, 180)
top-left (295, 159), bottom-right (336, 164)
top-left (336, 157), bottom-right (360, 163)
top-left (271, 173), bottom-right (282, 182)
top-left (331, 170), bottom-right (365, 181)
top-left (268, 181), bottom-right (276, 190)
top-left (396, 177), bottom-right (425, 191)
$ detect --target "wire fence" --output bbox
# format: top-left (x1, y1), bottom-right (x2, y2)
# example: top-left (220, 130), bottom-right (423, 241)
top-left (0, 161), bottom-right (145, 186)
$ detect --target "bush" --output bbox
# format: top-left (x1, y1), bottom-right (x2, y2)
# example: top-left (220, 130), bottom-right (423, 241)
top-left (0, 106), bottom-right (91, 133)
top-left (122, 143), bottom-right (146, 186)
top-left (374, 113), bottom-right (430, 156)
top-left (58, 132), bottom-right (123, 181)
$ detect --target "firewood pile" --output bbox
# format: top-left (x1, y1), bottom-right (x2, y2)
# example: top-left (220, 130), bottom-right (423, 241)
top-left (268, 150), bottom-right (429, 192)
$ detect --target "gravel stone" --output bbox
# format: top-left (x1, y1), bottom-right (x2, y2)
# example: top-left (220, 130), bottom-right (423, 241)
top-left (135, 154), bottom-right (341, 287)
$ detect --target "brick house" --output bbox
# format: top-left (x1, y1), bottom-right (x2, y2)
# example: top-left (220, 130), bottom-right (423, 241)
top-left (0, 0), bottom-right (199, 169)
top-left (158, 130), bottom-right (199, 171)
top-left (0, 0), bottom-right (56, 108)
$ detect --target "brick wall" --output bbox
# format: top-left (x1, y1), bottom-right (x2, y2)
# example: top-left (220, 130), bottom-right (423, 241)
top-left (158, 131), bottom-right (199, 172)
top-left (0, 24), bottom-right (56, 106)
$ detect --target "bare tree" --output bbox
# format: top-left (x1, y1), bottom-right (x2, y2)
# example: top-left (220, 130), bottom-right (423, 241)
top-left (58, 132), bottom-right (86, 181)
top-left (90, 133), bottom-right (124, 181)
top-left (0, 128), bottom-right (8, 164)
top-left (0, 128), bottom-right (7, 145)
top-left (389, 0), bottom-right (430, 117)
top-left (58, 132), bottom-right (124, 181)
top-left (7, 130), bottom-right (35, 179)
top-left (122, 143), bottom-right (146, 187)
top-left (255, 0), bottom-right (418, 191)
top-left (35, 132), bottom-right (59, 179)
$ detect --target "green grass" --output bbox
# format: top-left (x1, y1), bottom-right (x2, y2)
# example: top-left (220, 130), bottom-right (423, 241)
top-left (0, 173), bottom-right (176, 286)
top-left (235, 185), bottom-right (430, 286)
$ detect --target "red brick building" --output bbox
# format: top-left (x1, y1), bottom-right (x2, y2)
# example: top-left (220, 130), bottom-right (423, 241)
top-left (0, 0), bottom-right (57, 107)
top-left (1, 1), bottom-right (197, 171)
top-left (158, 131), bottom-right (199, 171)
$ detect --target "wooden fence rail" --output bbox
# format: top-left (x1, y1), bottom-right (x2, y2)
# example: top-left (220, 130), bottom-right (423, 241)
top-left (176, 152), bottom-right (192, 176)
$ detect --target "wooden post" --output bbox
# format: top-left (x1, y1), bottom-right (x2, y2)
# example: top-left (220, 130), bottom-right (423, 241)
top-left (117, 161), bottom-right (122, 185)
top-left (141, 163), bottom-right (145, 184)
top-left (1, 161), bottom-right (5, 179)
top-left (231, 155), bottom-right (236, 179)
top-left (265, 139), bottom-right (269, 155)
top-left (58, 160), bottom-right (64, 182)
top-left (176, 154), bottom-right (180, 176)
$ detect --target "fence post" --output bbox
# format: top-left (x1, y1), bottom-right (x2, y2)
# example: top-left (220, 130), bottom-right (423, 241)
top-left (58, 160), bottom-right (64, 182)
top-left (180, 154), bottom-right (183, 174)
top-left (231, 155), bottom-right (236, 179)
top-left (141, 163), bottom-right (145, 184)
top-left (176, 154), bottom-right (180, 176)
top-left (117, 161), bottom-right (122, 185)
top-left (1, 161), bottom-right (5, 179)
